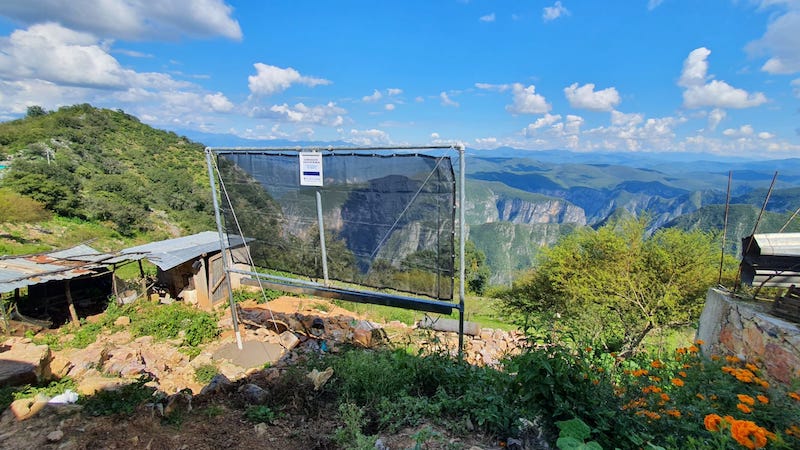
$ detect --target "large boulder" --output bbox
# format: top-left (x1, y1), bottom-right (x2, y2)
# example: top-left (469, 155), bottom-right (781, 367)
top-left (0, 338), bottom-right (51, 387)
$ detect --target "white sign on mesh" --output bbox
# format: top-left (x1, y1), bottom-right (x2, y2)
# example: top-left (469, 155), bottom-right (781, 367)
top-left (299, 152), bottom-right (323, 186)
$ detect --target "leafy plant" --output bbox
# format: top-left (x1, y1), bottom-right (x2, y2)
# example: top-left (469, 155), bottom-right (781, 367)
top-left (556, 418), bottom-right (603, 450)
top-left (244, 405), bottom-right (277, 424)
top-left (80, 376), bottom-right (155, 416)
top-left (333, 402), bottom-right (377, 450)
top-left (194, 364), bottom-right (219, 384)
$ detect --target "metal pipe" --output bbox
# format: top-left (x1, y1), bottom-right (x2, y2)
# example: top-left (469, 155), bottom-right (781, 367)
top-left (205, 148), bottom-right (243, 350)
top-left (316, 191), bottom-right (330, 286)
top-left (719, 170), bottom-right (732, 285)
top-left (458, 143), bottom-right (466, 359)
top-left (735, 171), bottom-right (778, 292)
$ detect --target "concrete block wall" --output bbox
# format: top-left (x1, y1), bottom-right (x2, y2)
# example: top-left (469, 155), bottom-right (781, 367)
top-left (697, 288), bottom-right (800, 384)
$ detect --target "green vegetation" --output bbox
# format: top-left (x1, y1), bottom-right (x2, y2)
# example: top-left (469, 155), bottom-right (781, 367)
top-left (244, 405), bottom-right (278, 424)
top-left (497, 217), bottom-right (730, 356)
top-left (194, 364), bottom-right (219, 384)
top-left (0, 104), bottom-right (213, 237)
top-left (80, 376), bottom-right (155, 416)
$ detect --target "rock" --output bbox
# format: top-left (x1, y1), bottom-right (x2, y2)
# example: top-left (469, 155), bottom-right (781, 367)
top-left (76, 376), bottom-right (129, 396)
top-left (238, 383), bottom-right (269, 404)
top-left (278, 331), bottom-right (299, 351)
top-left (254, 423), bottom-right (269, 437)
top-left (46, 430), bottom-right (64, 442)
top-left (0, 338), bottom-right (51, 387)
top-left (65, 342), bottom-right (112, 379)
top-left (163, 390), bottom-right (193, 416)
top-left (199, 374), bottom-right (233, 396)
top-left (49, 353), bottom-right (74, 379)
top-left (374, 438), bottom-right (388, 450)
top-left (9, 393), bottom-right (50, 420)
top-left (114, 316), bottom-right (131, 327)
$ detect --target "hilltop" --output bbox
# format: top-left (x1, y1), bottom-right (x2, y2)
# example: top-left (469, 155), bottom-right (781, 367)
top-left (0, 105), bottom-right (213, 247)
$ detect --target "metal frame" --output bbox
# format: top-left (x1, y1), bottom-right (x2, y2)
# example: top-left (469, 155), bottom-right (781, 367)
top-left (206, 144), bottom-right (467, 354)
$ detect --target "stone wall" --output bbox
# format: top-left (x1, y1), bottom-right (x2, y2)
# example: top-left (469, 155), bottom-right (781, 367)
top-left (697, 288), bottom-right (800, 384)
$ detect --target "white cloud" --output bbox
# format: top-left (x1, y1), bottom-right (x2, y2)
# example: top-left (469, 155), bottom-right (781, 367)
top-left (506, 83), bottom-right (551, 114)
top-left (543, 1), bottom-right (570, 22)
top-left (0, 23), bottom-right (129, 89)
top-left (113, 48), bottom-right (153, 58)
top-left (415, 96), bottom-right (425, 103)
top-left (707, 108), bottom-right (726, 131)
top-left (792, 78), bottom-right (800, 98)
top-left (563, 82), bottom-right (621, 111)
top-left (610, 110), bottom-right (644, 127)
top-left (363, 89), bottom-right (383, 102)
top-left (384, 103), bottom-right (395, 111)
top-left (431, 132), bottom-right (440, 139)
top-left (255, 102), bottom-right (346, 127)
top-left (0, 0), bottom-right (242, 40)
top-left (759, 131), bottom-right (775, 139)
top-left (440, 91), bottom-right (459, 107)
top-left (480, 13), bottom-right (496, 22)
top-left (387, 88), bottom-right (403, 96)
top-left (247, 63), bottom-right (330, 96)
top-left (204, 92), bottom-right (234, 112)
top-left (524, 113), bottom-right (562, 136)
top-left (678, 47), bottom-right (767, 109)
top-left (475, 82), bottom-right (511, 92)
top-left (348, 128), bottom-right (391, 146)
top-left (648, 0), bottom-right (665, 10)
top-left (722, 125), bottom-right (755, 136)
top-left (474, 137), bottom-right (498, 148)
top-left (746, 4), bottom-right (800, 74)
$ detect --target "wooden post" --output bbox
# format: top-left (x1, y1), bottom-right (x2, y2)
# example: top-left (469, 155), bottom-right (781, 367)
top-left (138, 260), bottom-right (145, 278)
top-left (64, 280), bottom-right (80, 327)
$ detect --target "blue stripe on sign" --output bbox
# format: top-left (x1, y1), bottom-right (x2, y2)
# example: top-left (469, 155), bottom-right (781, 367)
top-left (303, 171), bottom-right (320, 176)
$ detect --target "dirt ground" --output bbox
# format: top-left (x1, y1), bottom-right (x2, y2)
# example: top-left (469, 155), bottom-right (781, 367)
top-left (0, 298), bottom-right (505, 450)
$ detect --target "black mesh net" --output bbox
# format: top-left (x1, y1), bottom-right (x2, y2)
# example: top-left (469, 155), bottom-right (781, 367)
top-left (215, 150), bottom-right (456, 300)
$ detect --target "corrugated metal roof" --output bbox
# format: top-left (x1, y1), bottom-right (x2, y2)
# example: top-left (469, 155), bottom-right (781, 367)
top-left (0, 245), bottom-right (110, 294)
top-left (115, 231), bottom-right (248, 271)
top-left (743, 233), bottom-right (800, 259)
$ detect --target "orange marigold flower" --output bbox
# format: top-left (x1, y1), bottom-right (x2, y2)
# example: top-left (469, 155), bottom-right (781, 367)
top-left (671, 378), bottom-right (685, 387)
top-left (651, 359), bottom-right (664, 369)
top-left (745, 363), bottom-right (759, 372)
top-left (682, 363), bottom-right (691, 369)
top-left (676, 347), bottom-right (687, 355)
top-left (737, 403), bottom-right (753, 414)
top-left (642, 385), bottom-right (662, 394)
top-left (737, 394), bottom-right (756, 406)
top-left (730, 419), bottom-right (768, 449)
top-left (788, 392), bottom-right (800, 401)
top-left (632, 369), bottom-right (649, 377)
top-left (592, 379), bottom-right (599, 385)
top-left (585, 347), bottom-right (592, 352)
top-left (711, 355), bottom-right (721, 361)
top-left (695, 339), bottom-right (705, 345)
top-left (696, 393), bottom-right (706, 401)
top-left (726, 355), bottom-right (741, 364)
top-left (711, 394), bottom-right (719, 401)
top-left (650, 376), bottom-right (662, 383)
top-left (660, 393), bottom-right (670, 402)
top-left (678, 371), bottom-right (687, 378)
top-left (704, 413), bottom-right (723, 432)
top-left (756, 395), bottom-right (769, 404)
top-left (666, 409), bottom-right (681, 418)
top-left (722, 366), bottom-right (735, 374)
top-left (688, 345), bottom-right (699, 353)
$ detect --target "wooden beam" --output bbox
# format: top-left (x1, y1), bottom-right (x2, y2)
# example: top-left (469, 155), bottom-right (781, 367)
top-left (64, 280), bottom-right (80, 327)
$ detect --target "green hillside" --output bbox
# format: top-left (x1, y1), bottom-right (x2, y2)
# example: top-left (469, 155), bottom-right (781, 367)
top-left (0, 105), bottom-right (214, 252)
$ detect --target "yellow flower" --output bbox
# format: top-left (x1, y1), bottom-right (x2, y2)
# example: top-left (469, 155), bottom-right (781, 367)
top-left (737, 394), bottom-right (755, 406)
top-left (704, 413), bottom-right (722, 432)
top-left (737, 403), bottom-right (753, 414)
top-left (756, 395), bottom-right (769, 404)
top-left (730, 419), bottom-right (768, 449)
top-left (670, 378), bottom-right (684, 387)
top-left (651, 359), bottom-right (664, 369)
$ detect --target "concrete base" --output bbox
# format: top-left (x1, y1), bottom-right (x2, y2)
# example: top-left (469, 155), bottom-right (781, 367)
top-left (697, 288), bottom-right (800, 384)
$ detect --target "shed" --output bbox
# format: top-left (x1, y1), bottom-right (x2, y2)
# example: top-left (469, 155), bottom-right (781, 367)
top-left (740, 233), bottom-right (800, 288)
top-left (116, 231), bottom-right (251, 310)
top-left (0, 245), bottom-right (114, 326)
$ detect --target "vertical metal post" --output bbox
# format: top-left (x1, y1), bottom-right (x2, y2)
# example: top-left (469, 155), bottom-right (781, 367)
top-left (718, 171), bottom-right (732, 285)
top-left (316, 191), bottom-right (330, 286)
top-left (206, 148), bottom-right (243, 350)
top-left (458, 143), bottom-right (466, 358)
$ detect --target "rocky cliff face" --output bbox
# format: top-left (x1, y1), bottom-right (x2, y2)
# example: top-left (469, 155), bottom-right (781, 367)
top-left (495, 197), bottom-right (585, 224)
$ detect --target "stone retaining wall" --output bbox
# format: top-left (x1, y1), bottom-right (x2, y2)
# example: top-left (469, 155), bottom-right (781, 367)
top-left (697, 288), bottom-right (800, 384)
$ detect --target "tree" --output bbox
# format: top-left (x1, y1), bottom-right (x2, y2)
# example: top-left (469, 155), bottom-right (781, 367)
top-left (464, 240), bottom-right (491, 295)
top-left (26, 105), bottom-right (47, 118)
top-left (498, 217), bottom-right (721, 356)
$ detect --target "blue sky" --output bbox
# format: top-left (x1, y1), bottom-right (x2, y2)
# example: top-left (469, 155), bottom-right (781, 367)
top-left (0, 1), bottom-right (798, 157)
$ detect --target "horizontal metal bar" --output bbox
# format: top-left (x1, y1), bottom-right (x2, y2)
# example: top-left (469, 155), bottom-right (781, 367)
top-left (207, 145), bottom-right (457, 153)
top-left (237, 271), bottom-right (456, 315)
